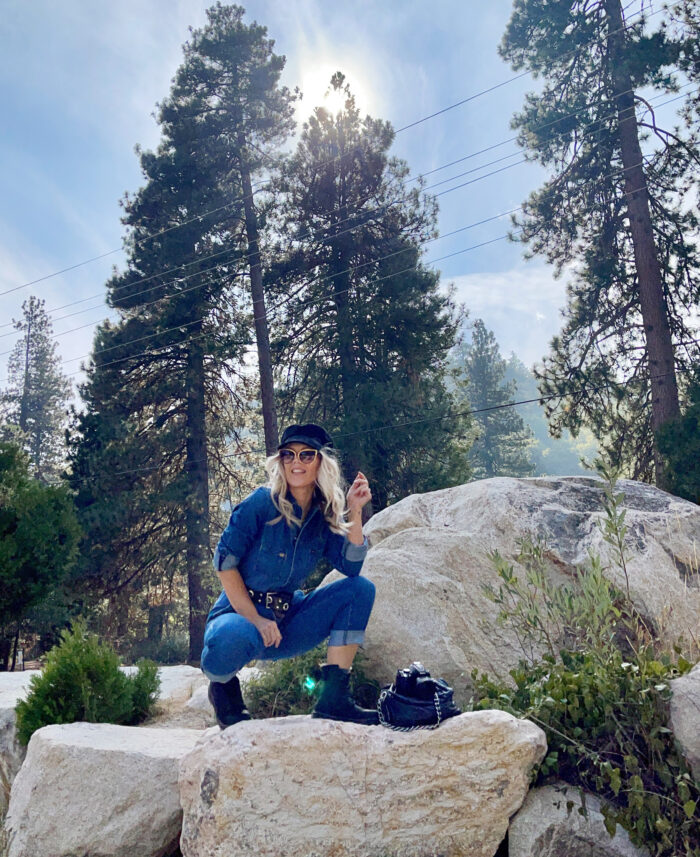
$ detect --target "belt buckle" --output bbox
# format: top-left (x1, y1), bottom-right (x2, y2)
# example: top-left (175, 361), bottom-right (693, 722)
top-left (265, 592), bottom-right (274, 609)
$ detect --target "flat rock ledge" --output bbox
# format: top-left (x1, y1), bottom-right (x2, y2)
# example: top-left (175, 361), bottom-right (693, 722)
top-left (670, 663), bottom-right (700, 781)
top-left (179, 709), bottom-right (546, 857)
top-left (509, 783), bottom-right (649, 857)
top-left (5, 722), bottom-right (202, 857)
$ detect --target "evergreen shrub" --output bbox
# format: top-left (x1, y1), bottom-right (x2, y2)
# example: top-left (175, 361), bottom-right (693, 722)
top-left (15, 624), bottom-right (160, 745)
top-left (244, 643), bottom-right (379, 718)
top-left (474, 461), bottom-right (700, 856)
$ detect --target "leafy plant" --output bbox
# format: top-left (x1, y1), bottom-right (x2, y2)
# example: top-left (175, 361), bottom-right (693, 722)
top-left (471, 649), bottom-right (699, 856)
top-left (244, 643), bottom-right (379, 718)
top-left (15, 623), bottom-right (160, 745)
top-left (476, 463), bottom-right (700, 855)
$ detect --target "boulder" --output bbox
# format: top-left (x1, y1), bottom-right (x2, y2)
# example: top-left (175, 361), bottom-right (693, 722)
top-left (669, 662), bottom-right (700, 781)
top-left (5, 722), bottom-right (201, 857)
top-left (179, 709), bottom-right (546, 857)
top-left (0, 672), bottom-right (39, 818)
top-left (346, 477), bottom-right (700, 691)
top-left (509, 783), bottom-right (648, 856)
top-left (0, 665), bottom-right (209, 813)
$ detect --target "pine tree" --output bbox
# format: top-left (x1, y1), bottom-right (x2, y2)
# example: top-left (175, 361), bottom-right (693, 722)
top-left (68, 4), bottom-right (295, 659)
top-left (1, 296), bottom-right (71, 481)
top-left (455, 320), bottom-right (535, 479)
top-left (268, 74), bottom-right (472, 508)
top-left (500, 0), bottom-right (700, 483)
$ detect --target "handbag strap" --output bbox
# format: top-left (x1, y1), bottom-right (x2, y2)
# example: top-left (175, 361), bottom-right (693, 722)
top-left (376, 689), bottom-right (443, 732)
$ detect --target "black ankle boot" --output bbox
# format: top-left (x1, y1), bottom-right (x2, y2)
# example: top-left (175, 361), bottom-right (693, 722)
top-left (312, 664), bottom-right (378, 725)
top-left (208, 676), bottom-right (251, 729)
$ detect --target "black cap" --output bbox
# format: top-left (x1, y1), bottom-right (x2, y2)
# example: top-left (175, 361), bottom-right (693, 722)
top-left (278, 423), bottom-right (333, 451)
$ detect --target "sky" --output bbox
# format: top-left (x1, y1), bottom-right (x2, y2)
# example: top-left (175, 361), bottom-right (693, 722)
top-left (0, 0), bottom-right (661, 389)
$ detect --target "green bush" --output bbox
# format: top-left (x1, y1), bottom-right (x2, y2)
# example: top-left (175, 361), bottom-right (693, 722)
top-left (244, 643), bottom-right (379, 718)
top-left (15, 623), bottom-right (160, 745)
top-left (474, 461), bottom-right (700, 856)
top-left (471, 649), bottom-right (699, 856)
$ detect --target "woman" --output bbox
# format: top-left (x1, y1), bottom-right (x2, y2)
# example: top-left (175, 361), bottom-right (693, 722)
top-left (201, 422), bottom-right (377, 728)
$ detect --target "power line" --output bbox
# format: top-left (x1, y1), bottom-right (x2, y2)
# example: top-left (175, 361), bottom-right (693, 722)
top-left (57, 363), bottom-right (696, 486)
top-left (0, 1), bottom-right (679, 301)
top-left (1, 79), bottom-right (693, 364)
top-left (3, 138), bottom-right (695, 381)
top-left (1, 76), bottom-right (693, 339)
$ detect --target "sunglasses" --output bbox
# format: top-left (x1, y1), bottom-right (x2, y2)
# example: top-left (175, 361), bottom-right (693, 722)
top-left (279, 448), bottom-right (319, 464)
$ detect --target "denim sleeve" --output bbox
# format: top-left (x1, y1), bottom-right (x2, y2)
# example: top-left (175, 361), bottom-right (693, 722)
top-left (213, 487), bottom-right (268, 572)
top-left (323, 531), bottom-right (369, 577)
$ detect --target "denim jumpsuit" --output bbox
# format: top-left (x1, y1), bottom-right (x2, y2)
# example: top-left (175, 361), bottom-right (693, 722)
top-left (201, 487), bottom-right (376, 683)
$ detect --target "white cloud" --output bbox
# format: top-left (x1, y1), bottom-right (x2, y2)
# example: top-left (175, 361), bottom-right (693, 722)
top-left (445, 265), bottom-right (569, 368)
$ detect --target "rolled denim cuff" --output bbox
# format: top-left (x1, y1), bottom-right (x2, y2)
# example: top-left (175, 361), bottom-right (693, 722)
top-left (328, 629), bottom-right (365, 646)
top-left (343, 537), bottom-right (368, 562)
top-left (213, 547), bottom-right (240, 572)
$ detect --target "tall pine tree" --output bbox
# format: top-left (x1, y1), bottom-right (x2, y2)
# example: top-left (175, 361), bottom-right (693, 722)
top-left (268, 74), bottom-right (472, 508)
top-left (68, 4), bottom-right (295, 659)
top-left (455, 319), bottom-right (535, 479)
top-left (1, 296), bottom-right (71, 481)
top-left (500, 0), bottom-right (700, 483)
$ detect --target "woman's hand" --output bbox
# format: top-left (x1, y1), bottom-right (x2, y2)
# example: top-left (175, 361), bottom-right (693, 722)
top-left (254, 616), bottom-right (282, 648)
top-left (347, 471), bottom-right (372, 515)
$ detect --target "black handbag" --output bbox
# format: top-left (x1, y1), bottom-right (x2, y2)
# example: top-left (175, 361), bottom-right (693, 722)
top-left (377, 662), bottom-right (461, 731)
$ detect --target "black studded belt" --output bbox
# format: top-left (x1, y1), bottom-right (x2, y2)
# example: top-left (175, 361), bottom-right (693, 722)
top-left (247, 589), bottom-right (293, 623)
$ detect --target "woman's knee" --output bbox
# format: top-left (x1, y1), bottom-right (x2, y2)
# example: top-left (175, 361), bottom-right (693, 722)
top-left (343, 574), bottom-right (375, 609)
top-left (201, 613), bottom-right (262, 680)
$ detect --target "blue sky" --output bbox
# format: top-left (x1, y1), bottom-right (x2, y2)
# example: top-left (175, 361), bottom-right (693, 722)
top-left (0, 1), bottom-right (609, 382)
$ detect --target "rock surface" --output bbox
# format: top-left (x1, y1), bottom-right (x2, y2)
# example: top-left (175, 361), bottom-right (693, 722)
top-left (0, 672), bottom-right (39, 818)
top-left (179, 709), bottom-right (546, 857)
top-left (5, 722), bottom-right (201, 857)
top-left (346, 477), bottom-right (700, 690)
top-left (670, 663), bottom-right (700, 781)
top-left (509, 783), bottom-right (649, 857)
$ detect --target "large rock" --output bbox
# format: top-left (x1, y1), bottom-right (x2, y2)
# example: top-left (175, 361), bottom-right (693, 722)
top-left (349, 477), bottom-right (700, 691)
top-left (0, 664), bottom-right (211, 804)
top-left (179, 710), bottom-right (546, 857)
top-left (670, 663), bottom-right (700, 781)
top-left (0, 672), bottom-right (39, 818)
top-left (5, 722), bottom-right (201, 857)
top-left (509, 783), bottom-right (648, 856)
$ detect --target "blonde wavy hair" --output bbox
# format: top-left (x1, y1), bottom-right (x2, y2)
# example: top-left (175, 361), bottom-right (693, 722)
top-left (265, 446), bottom-right (351, 534)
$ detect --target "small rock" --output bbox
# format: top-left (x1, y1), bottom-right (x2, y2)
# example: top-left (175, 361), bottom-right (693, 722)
top-left (670, 662), bottom-right (700, 781)
top-left (509, 783), bottom-right (649, 857)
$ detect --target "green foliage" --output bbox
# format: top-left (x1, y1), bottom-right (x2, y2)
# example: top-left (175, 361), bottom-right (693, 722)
top-left (657, 374), bottom-right (700, 505)
top-left (244, 643), bottom-right (379, 718)
top-left (0, 442), bottom-right (80, 641)
top-left (476, 463), bottom-right (700, 855)
top-left (471, 650), bottom-right (699, 856)
top-left (15, 624), bottom-right (160, 745)
top-left (484, 539), bottom-right (625, 665)
top-left (500, 1), bottom-right (700, 480)
top-left (128, 633), bottom-right (190, 665)
top-left (269, 73), bottom-right (472, 507)
top-left (0, 295), bottom-right (72, 480)
top-left (453, 319), bottom-right (535, 479)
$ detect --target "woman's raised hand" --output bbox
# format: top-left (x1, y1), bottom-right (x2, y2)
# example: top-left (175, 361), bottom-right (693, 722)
top-left (347, 471), bottom-right (372, 514)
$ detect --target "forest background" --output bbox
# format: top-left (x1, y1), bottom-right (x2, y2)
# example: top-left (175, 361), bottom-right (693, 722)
top-left (0, 0), bottom-right (698, 666)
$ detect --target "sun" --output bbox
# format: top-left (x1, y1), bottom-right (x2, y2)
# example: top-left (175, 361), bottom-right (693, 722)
top-left (297, 64), bottom-right (373, 120)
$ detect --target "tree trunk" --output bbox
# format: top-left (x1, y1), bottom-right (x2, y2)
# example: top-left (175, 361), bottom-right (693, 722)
top-left (185, 336), bottom-right (213, 662)
top-left (238, 146), bottom-right (279, 456)
top-left (605, 0), bottom-right (680, 486)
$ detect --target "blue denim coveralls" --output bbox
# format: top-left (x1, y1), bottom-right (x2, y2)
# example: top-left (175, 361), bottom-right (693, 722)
top-left (201, 487), bottom-right (375, 682)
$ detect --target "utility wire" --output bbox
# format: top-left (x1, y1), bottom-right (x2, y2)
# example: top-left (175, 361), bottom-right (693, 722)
top-left (1, 80), bottom-right (693, 360)
top-left (0, 1), bottom-right (679, 300)
top-left (57, 364), bottom-right (696, 486)
top-left (0, 76), bottom-right (693, 338)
